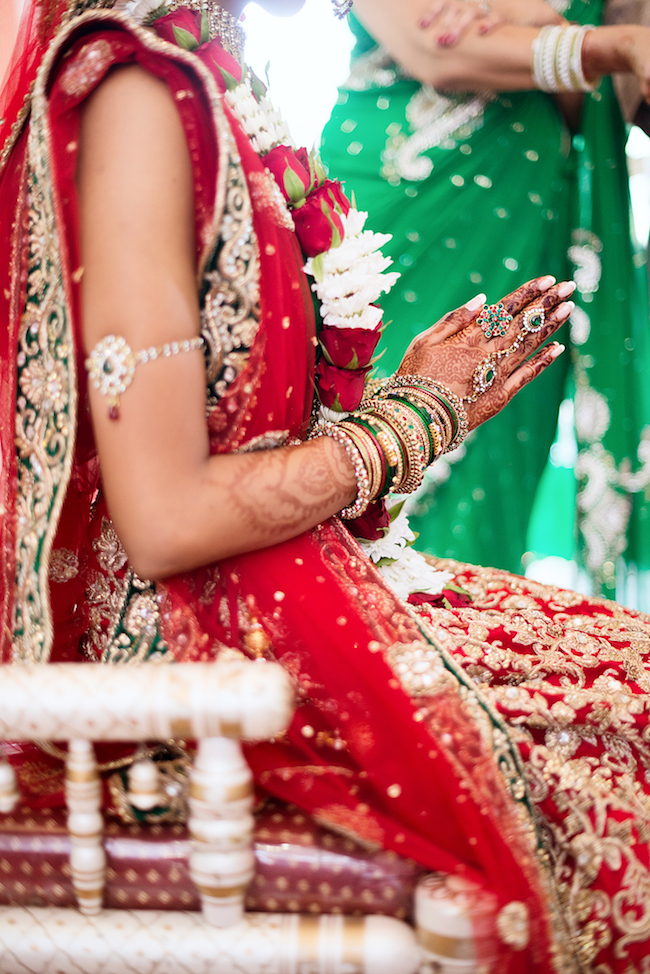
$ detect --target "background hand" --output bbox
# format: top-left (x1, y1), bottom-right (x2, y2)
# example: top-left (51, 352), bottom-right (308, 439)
top-left (397, 276), bottom-right (575, 431)
top-left (418, 1), bottom-right (502, 47)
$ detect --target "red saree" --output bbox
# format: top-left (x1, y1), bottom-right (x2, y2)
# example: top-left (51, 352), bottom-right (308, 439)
top-left (2, 6), bottom-right (650, 972)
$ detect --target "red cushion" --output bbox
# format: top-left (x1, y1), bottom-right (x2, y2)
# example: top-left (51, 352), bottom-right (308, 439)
top-left (0, 801), bottom-right (422, 917)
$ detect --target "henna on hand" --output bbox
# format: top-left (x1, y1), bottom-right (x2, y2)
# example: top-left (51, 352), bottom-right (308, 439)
top-left (396, 276), bottom-right (574, 431)
top-left (221, 438), bottom-right (356, 546)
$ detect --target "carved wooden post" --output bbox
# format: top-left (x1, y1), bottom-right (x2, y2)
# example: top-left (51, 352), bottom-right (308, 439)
top-left (189, 737), bottom-right (255, 927)
top-left (0, 757), bottom-right (18, 814)
top-left (65, 739), bottom-right (105, 916)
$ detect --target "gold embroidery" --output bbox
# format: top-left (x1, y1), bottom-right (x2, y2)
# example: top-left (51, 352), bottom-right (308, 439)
top-left (249, 169), bottom-right (294, 231)
top-left (200, 146), bottom-right (261, 408)
top-left (58, 39), bottom-right (114, 98)
top-left (85, 516), bottom-right (167, 664)
top-left (12, 67), bottom-right (78, 662)
top-left (497, 901), bottom-right (530, 951)
top-left (49, 548), bottom-right (79, 583)
top-left (314, 804), bottom-right (385, 851)
top-left (107, 746), bottom-right (191, 824)
top-left (418, 556), bottom-right (650, 971)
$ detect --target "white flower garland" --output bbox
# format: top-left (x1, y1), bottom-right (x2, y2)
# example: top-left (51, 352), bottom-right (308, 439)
top-left (304, 209), bottom-right (400, 332)
top-left (362, 506), bottom-right (453, 601)
top-left (226, 78), bottom-right (453, 601)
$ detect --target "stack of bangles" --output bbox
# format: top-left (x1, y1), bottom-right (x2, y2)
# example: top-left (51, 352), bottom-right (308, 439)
top-left (310, 375), bottom-right (469, 519)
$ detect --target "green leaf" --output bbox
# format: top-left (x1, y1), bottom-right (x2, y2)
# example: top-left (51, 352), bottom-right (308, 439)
top-left (346, 351), bottom-right (359, 370)
top-left (309, 253), bottom-right (324, 283)
top-left (143, 3), bottom-right (169, 25)
top-left (283, 166), bottom-right (307, 205)
top-left (217, 66), bottom-right (240, 91)
top-left (320, 199), bottom-right (341, 248)
top-left (386, 501), bottom-right (404, 519)
top-left (444, 582), bottom-right (473, 600)
top-left (311, 151), bottom-right (327, 187)
top-left (250, 69), bottom-right (267, 102)
top-left (199, 8), bottom-right (210, 45)
top-left (172, 26), bottom-right (198, 50)
top-left (374, 556), bottom-right (397, 567)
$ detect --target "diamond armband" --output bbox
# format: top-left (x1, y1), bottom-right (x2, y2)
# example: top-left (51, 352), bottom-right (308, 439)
top-left (85, 334), bottom-right (205, 420)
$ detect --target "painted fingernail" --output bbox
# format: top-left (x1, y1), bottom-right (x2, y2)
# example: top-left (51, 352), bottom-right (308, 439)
top-left (555, 301), bottom-right (574, 320)
top-left (538, 275), bottom-right (556, 290)
top-left (464, 292), bottom-right (487, 312)
top-left (419, 16), bottom-right (432, 28)
top-left (557, 280), bottom-right (577, 298)
top-left (549, 343), bottom-right (566, 358)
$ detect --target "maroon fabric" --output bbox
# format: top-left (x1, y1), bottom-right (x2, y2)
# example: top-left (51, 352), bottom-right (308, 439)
top-left (0, 801), bottom-right (421, 917)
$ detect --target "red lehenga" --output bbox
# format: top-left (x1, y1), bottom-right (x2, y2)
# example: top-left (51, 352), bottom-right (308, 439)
top-left (2, 6), bottom-right (650, 973)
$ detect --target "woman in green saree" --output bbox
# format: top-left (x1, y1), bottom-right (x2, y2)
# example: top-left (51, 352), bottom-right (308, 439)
top-left (321, 0), bottom-right (650, 607)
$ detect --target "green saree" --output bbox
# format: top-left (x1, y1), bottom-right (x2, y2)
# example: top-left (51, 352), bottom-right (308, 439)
top-left (320, 0), bottom-right (650, 608)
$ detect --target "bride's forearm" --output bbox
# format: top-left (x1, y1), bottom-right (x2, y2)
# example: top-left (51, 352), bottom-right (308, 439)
top-left (113, 436), bottom-right (357, 580)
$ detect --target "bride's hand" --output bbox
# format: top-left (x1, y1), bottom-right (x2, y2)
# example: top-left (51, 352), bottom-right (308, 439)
top-left (396, 276), bottom-right (575, 431)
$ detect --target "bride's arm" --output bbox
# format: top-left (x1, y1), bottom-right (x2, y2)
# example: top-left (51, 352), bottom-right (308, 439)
top-left (78, 65), bottom-right (357, 579)
top-left (78, 64), bottom-right (571, 580)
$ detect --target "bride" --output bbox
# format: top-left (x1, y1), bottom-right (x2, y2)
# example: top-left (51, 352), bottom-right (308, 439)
top-left (2, 0), bottom-right (650, 969)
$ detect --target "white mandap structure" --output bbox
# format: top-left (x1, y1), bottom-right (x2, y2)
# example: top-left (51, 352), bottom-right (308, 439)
top-left (0, 660), bottom-right (480, 973)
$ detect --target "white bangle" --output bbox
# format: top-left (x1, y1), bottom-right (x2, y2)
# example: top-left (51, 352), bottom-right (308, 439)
top-left (532, 24), bottom-right (597, 93)
top-left (570, 25), bottom-right (597, 91)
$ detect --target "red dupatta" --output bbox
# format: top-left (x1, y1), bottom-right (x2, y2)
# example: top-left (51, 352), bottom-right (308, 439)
top-left (0, 8), bottom-right (565, 970)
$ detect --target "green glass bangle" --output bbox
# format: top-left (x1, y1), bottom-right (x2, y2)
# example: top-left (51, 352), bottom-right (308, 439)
top-left (384, 394), bottom-right (436, 465)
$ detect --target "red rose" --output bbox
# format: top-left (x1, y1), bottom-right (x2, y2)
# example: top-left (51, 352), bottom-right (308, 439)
top-left (408, 588), bottom-right (473, 609)
top-left (324, 179), bottom-right (352, 215)
top-left (292, 183), bottom-right (346, 257)
top-left (315, 359), bottom-right (369, 411)
top-left (295, 147), bottom-right (312, 172)
top-left (320, 324), bottom-right (381, 369)
top-left (265, 145), bottom-right (311, 204)
top-left (196, 39), bottom-right (243, 86)
top-left (154, 8), bottom-right (201, 45)
top-left (348, 500), bottom-right (390, 541)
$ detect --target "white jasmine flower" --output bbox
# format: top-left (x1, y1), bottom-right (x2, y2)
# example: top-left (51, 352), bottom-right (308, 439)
top-left (375, 548), bottom-right (454, 601)
top-left (315, 263), bottom-right (398, 303)
top-left (322, 306), bottom-right (384, 330)
top-left (362, 505), bottom-right (416, 562)
top-left (319, 405), bottom-right (349, 423)
top-left (359, 507), bottom-right (454, 599)
top-left (320, 280), bottom-right (398, 319)
top-left (114, 0), bottom-right (164, 21)
top-left (342, 208), bottom-right (368, 237)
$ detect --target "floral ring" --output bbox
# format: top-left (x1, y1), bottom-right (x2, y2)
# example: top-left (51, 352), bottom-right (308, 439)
top-left (522, 307), bottom-right (546, 333)
top-left (476, 302), bottom-right (513, 339)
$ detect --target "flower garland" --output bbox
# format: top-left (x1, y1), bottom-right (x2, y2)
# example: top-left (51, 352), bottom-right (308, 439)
top-left (224, 79), bottom-right (399, 421)
top-left (120, 1), bottom-right (457, 603)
